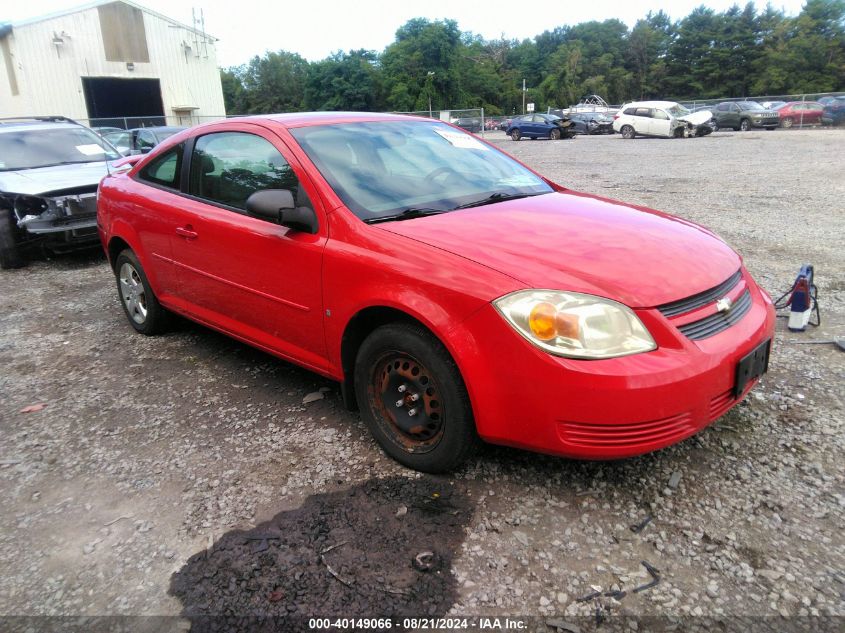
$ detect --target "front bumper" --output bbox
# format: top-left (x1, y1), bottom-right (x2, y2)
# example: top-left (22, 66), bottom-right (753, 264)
top-left (451, 269), bottom-right (776, 459)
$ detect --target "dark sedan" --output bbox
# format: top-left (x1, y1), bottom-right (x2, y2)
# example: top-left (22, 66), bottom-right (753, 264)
top-left (104, 126), bottom-right (186, 156)
top-left (567, 112), bottom-right (615, 135)
top-left (506, 114), bottom-right (576, 140)
top-left (821, 96), bottom-right (845, 126)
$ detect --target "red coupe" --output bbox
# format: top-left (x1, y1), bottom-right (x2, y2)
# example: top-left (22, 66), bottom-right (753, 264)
top-left (97, 113), bottom-right (775, 472)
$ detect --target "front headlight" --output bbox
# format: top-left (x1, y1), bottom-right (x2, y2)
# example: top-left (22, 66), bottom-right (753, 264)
top-left (494, 290), bottom-right (656, 359)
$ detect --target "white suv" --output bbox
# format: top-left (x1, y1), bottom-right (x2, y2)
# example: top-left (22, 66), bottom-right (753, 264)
top-left (612, 101), bottom-right (713, 139)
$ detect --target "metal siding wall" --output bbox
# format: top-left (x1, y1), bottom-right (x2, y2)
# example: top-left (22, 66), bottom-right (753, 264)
top-left (0, 4), bottom-right (225, 120)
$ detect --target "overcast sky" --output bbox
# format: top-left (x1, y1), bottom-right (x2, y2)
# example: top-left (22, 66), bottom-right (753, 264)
top-left (8, 0), bottom-right (808, 67)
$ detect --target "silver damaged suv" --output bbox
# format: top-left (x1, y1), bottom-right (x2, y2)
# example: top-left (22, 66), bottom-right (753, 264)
top-left (0, 116), bottom-right (121, 269)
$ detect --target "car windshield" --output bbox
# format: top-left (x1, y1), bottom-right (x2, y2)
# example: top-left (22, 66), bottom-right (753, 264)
top-left (291, 120), bottom-right (553, 222)
top-left (666, 105), bottom-right (691, 117)
top-left (738, 102), bottom-right (765, 111)
top-left (0, 126), bottom-right (120, 171)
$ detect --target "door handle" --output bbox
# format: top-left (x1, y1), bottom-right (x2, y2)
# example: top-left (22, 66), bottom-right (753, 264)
top-left (176, 226), bottom-right (198, 240)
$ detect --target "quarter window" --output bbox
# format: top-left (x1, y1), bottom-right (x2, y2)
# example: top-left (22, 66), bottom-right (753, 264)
top-left (137, 144), bottom-right (182, 189)
top-left (188, 132), bottom-right (308, 213)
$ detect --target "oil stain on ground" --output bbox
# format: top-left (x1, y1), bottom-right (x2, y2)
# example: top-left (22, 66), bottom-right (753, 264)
top-left (169, 476), bottom-right (473, 626)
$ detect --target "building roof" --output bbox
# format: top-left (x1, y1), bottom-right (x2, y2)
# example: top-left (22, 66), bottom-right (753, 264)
top-left (11, 0), bottom-right (217, 41)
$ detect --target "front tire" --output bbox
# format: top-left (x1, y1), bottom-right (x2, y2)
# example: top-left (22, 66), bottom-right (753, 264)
top-left (549, 128), bottom-right (561, 140)
top-left (114, 249), bottom-right (169, 335)
top-left (354, 322), bottom-right (477, 473)
top-left (740, 119), bottom-right (750, 131)
top-left (782, 117), bottom-right (793, 129)
top-left (510, 129), bottom-right (521, 141)
top-left (0, 210), bottom-right (26, 269)
top-left (621, 125), bottom-right (635, 139)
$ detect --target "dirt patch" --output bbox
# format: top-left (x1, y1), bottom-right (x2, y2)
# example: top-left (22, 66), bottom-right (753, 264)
top-left (170, 476), bottom-right (472, 623)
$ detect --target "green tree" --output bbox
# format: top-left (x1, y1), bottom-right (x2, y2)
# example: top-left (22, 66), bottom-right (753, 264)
top-left (239, 51), bottom-right (309, 113)
top-left (305, 50), bottom-right (381, 111)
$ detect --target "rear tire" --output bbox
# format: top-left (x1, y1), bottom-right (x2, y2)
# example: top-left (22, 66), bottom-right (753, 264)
top-left (114, 249), bottom-right (170, 335)
top-left (621, 125), bottom-right (635, 139)
top-left (510, 129), bottom-right (521, 141)
top-left (782, 117), bottom-right (793, 129)
top-left (0, 210), bottom-right (26, 270)
top-left (354, 322), bottom-right (478, 473)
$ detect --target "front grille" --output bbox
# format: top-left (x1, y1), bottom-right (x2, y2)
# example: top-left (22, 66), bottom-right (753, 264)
top-left (657, 270), bottom-right (742, 317)
top-left (678, 289), bottom-right (752, 340)
top-left (558, 412), bottom-right (695, 449)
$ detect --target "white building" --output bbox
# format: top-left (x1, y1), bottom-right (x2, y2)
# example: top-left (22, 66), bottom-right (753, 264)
top-left (0, 0), bottom-right (226, 126)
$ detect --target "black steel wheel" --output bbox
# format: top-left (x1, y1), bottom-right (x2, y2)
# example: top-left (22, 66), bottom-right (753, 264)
top-left (114, 249), bottom-right (170, 335)
top-left (0, 210), bottom-right (26, 269)
top-left (354, 322), bottom-right (477, 472)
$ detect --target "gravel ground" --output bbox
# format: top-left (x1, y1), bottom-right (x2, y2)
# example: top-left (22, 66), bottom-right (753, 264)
top-left (1, 128), bottom-right (843, 632)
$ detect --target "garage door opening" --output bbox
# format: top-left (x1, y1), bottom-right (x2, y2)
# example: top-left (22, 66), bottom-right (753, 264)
top-left (82, 77), bottom-right (165, 128)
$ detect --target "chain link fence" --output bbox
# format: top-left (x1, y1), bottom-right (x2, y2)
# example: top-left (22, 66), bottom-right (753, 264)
top-left (390, 108), bottom-right (487, 136)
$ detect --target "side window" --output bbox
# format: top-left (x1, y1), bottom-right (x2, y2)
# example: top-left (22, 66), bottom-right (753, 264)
top-left (635, 108), bottom-right (652, 118)
top-left (137, 144), bottom-right (182, 189)
top-left (716, 103), bottom-right (729, 112)
top-left (653, 109), bottom-right (670, 120)
top-left (188, 131), bottom-right (309, 213)
top-left (624, 107), bottom-right (637, 116)
top-left (136, 130), bottom-right (156, 152)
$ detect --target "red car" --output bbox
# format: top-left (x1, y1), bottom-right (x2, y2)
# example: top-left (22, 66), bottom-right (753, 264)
top-left (97, 113), bottom-right (775, 472)
top-left (776, 101), bottom-right (824, 127)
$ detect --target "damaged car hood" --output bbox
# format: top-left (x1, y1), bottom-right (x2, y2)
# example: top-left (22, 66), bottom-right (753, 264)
top-left (677, 110), bottom-right (713, 125)
top-left (0, 161), bottom-right (111, 196)
top-left (378, 192), bottom-right (740, 308)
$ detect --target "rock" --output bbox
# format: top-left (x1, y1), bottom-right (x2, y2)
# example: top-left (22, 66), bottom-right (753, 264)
top-left (546, 617), bottom-right (581, 632)
top-left (396, 505), bottom-right (408, 517)
top-left (557, 592), bottom-right (568, 604)
top-left (668, 471), bottom-right (682, 489)
top-left (302, 392), bottom-right (324, 404)
top-left (513, 531), bottom-right (529, 546)
top-left (758, 569), bottom-right (783, 581)
top-left (540, 596), bottom-right (551, 606)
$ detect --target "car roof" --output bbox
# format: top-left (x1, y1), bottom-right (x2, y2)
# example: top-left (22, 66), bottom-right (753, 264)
top-left (129, 126), bottom-right (186, 132)
top-left (210, 111), bottom-right (428, 130)
top-left (622, 101), bottom-right (680, 109)
top-left (0, 120), bottom-right (84, 134)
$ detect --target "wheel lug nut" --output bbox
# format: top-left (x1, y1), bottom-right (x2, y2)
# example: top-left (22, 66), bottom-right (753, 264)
top-left (397, 385), bottom-right (407, 393)
top-left (409, 393), bottom-right (419, 402)
top-left (395, 399), bottom-right (404, 408)
top-left (408, 408), bottom-right (418, 417)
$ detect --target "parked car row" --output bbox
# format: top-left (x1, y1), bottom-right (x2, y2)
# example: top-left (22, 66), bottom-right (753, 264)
top-left (612, 101), bottom-right (714, 139)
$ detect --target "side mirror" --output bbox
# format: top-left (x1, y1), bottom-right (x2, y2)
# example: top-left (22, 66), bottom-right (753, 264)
top-left (245, 189), bottom-right (318, 234)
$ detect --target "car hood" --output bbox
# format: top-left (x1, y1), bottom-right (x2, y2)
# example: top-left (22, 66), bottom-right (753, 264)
top-left (677, 111), bottom-right (713, 125)
top-left (0, 161), bottom-right (110, 196)
top-left (378, 192), bottom-right (741, 308)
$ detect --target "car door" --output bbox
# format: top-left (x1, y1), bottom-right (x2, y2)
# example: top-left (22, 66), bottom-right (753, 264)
top-left (171, 125), bottom-right (330, 369)
top-left (632, 107), bottom-right (652, 134)
top-left (130, 143), bottom-right (188, 299)
top-left (649, 108), bottom-right (672, 137)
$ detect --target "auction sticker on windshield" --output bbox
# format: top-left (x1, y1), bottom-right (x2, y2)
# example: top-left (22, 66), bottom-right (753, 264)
top-left (434, 128), bottom-right (488, 150)
top-left (75, 144), bottom-right (107, 156)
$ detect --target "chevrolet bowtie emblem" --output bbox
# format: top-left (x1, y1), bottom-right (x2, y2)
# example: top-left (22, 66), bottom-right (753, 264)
top-left (715, 296), bottom-right (733, 313)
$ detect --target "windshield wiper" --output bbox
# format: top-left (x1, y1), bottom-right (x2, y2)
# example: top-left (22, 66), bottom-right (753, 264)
top-left (454, 191), bottom-right (547, 210)
top-left (365, 208), bottom-right (447, 224)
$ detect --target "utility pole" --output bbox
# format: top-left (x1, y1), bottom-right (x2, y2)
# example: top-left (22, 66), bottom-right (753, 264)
top-left (522, 79), bottom-right (526, 114)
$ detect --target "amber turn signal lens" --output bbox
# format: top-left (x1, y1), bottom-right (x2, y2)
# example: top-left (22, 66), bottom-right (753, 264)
top-left (529, 302), bottom-right (558, 341)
